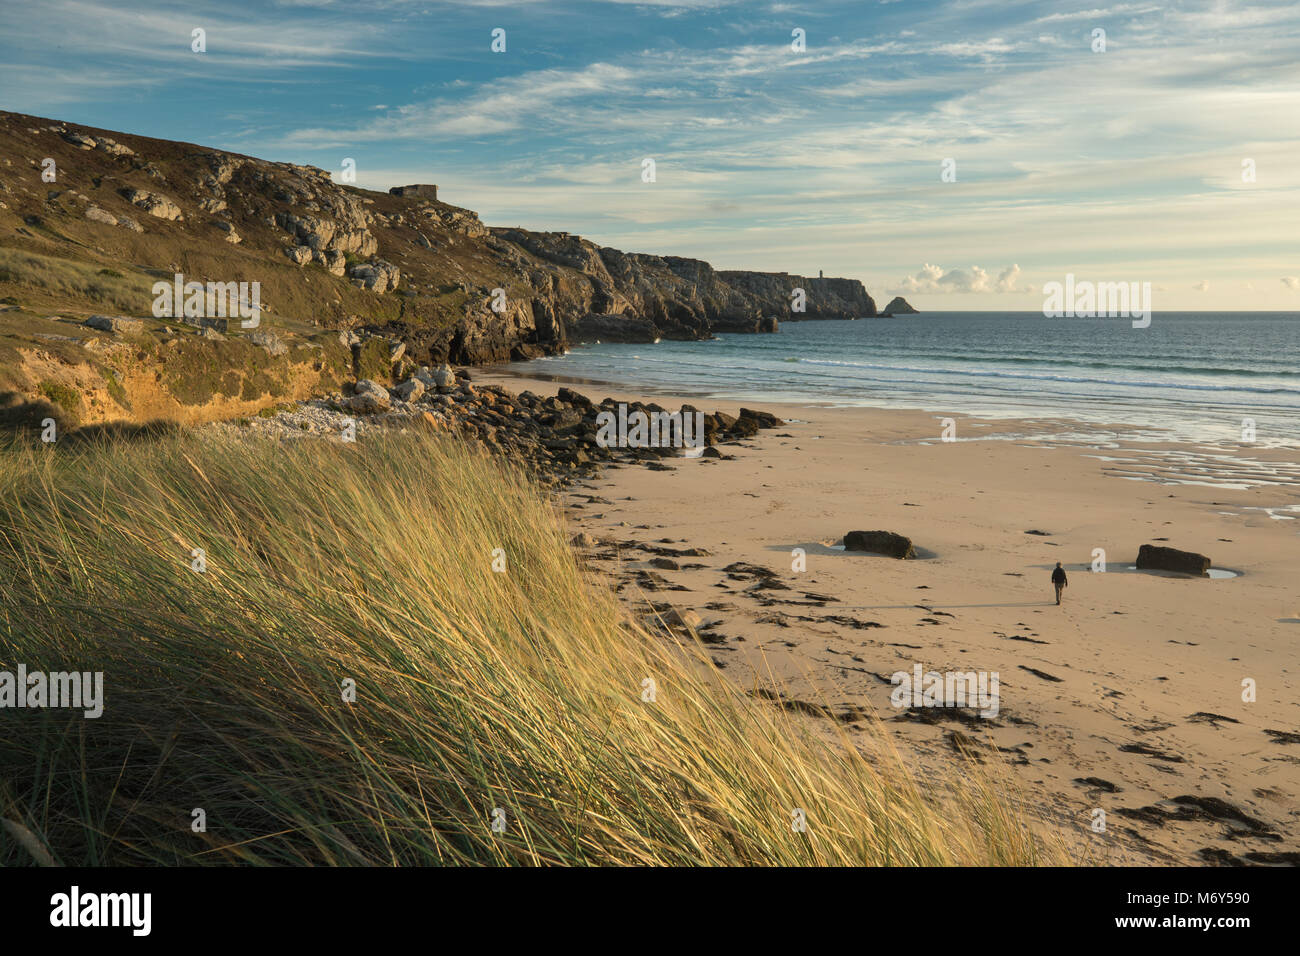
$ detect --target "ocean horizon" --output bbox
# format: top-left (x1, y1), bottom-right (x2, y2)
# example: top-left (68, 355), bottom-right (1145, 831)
top-left (505, 312), bottom-right (1300, 449)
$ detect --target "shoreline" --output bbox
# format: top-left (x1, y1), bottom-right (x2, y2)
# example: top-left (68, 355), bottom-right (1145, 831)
top-left (477, 368), bottom-right (1300, 865)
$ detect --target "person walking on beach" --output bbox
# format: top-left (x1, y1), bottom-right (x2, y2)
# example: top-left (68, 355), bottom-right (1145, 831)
top-left (1051, 562), bottom-right (1068, 605)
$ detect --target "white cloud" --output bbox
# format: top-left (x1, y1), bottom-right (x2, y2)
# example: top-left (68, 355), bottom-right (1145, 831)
top-left (892, 263), bottom-right (1023, 294)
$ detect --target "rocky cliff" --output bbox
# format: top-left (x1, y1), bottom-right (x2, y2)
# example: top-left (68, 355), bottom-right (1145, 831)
top-left (0, 111), bottom-right (876, 428)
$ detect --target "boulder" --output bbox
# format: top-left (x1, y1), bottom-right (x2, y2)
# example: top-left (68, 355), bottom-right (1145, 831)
top-left (312, 248), bottom-right (347, 276)
top-left (214, 221), bottom-right (241, 244)
top-left (84, 314), bottom-right (143, 334)
top-left (93, 136), bottom-right (134, 157)
top-left (432, 364), bottom-right (457, 388)
top-left (709, 411), bottom-right (738, 432)
top-left (1136, 544), bottom-right (1210, 577)
top-left (844, 530), bottom-right (916, 559)
top-left (393, 378), bottom-right (425, 403)
top-left (84, 206), bottom-right (117, 226)
top-left (740, 407), bottom-right (783, 428)
top-left (557, 386), bottom-right (593, 409)
top-left (349, 260), bottom-right (400, 294)
top-left (347, 379), bottom-right (391, 414)
top-left (247, 330), bottom-right (287, 356)
top-left (121, 188), bottom-right (183, 221)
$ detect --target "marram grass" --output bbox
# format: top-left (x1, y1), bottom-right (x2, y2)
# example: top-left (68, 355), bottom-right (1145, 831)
top-left (0, 430), bottom-right (1062, 865)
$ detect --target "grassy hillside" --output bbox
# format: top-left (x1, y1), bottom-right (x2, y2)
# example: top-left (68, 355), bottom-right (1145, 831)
top-left (0, 430), bottom-right (1058, 865)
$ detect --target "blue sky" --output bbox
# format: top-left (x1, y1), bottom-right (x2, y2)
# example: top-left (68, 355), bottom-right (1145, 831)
top-left (2, 0), bottom-right (1299, 309)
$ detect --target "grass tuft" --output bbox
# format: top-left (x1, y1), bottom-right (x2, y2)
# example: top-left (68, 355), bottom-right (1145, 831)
top-left (0, 430), bottom-right (1060, 865)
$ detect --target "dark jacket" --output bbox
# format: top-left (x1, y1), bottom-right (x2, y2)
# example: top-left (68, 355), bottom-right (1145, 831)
top-left (1051, 567), bottom-right (1068, 586)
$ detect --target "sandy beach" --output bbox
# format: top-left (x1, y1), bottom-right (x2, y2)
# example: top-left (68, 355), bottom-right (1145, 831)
top-left (480, 368), bottom-right (1300, 865)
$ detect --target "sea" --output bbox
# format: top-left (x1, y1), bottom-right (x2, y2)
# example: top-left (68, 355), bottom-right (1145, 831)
top-left (503, 312), bottom-right (1300, 450)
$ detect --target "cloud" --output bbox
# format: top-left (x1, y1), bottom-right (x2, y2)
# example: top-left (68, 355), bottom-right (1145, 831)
top-left (1283, 277), bottom-right (1300, 290)
top-left (892, 263), bottom-right (1022, 294)
top-left (1193, 280), bottom-right (1210, 292)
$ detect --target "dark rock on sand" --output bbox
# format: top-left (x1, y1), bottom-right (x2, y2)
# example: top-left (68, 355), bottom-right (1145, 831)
top-left (843, 530), bottom-right (916, 559)
top-left (739, 407), bottom-right (783, 428)
top-left (1136, 544), bottom-right (1211, 576)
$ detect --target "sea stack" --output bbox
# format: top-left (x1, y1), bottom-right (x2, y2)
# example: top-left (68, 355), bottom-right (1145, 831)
top-left (881, 296), bottom-right (919, 316)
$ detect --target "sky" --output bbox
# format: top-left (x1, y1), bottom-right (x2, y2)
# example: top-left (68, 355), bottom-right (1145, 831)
top-left (2, 0), bottom-right (1299, 311)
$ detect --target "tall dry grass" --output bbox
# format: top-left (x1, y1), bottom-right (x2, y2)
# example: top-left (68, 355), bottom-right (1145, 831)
top-left (0, 430), bottom-right (1060, 865)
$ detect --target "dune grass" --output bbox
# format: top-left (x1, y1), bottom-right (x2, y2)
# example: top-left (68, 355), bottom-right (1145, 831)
top-left (0, 247), bottom-right (153, 314)
top-left (0, 429), bottom-right (1061, 865)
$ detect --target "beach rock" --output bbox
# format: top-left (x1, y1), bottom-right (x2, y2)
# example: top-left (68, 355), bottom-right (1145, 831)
top-left (663, 608), bottom-right (703, 631)
top-left (844, 530), bottom-right (916, 559)
top-left (557, 386), bottom-right (593, 409)
top-left (739, 407), bottom-right (783, 428)
top-left (347, 379), bottom-right (391, 414)
top-left (709, 411), bottom-right (738, 432)
top-left (1136, 544), bottom-right (1210, 576)
top-left (432, 364), bottom-right (457, 388)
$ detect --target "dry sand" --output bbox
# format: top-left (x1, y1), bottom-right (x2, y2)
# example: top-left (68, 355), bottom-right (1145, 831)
top-left (483, 369), bottom-right (1300, 865)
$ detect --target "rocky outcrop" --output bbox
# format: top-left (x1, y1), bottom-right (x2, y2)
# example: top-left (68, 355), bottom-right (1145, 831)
top-left (0, 110), bottom-right (886, 426)
top-left (389, 184), bottom-right (437, 200)
top-left (719, 271), bottom-right (876, 321)
top-left (881, 296), bottom-right (919, 315)
top-left (844, 530), bottom-right (916, 559)
top-left (1136, 544), bottom-right (1210, 576)
top-left (121, 188), bottom-right (183, 221)
top-left (572, 312), bottom-right (660, 343)
top-left (349, 260), bottom-right (400, 294)
top-left (84, 314), bottom-right (143, 334)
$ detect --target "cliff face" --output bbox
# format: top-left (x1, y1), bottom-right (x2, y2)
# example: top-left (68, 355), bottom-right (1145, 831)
top-left (0, 110), bottom-right (876, 426)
